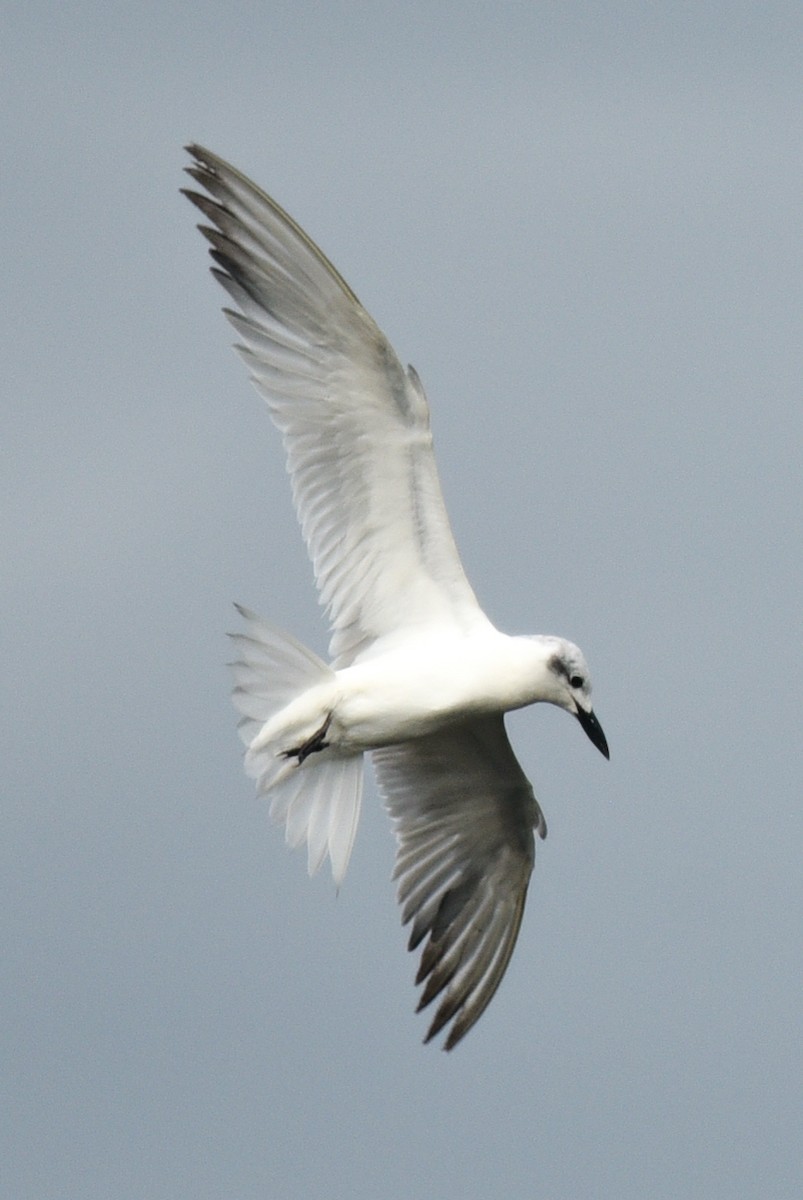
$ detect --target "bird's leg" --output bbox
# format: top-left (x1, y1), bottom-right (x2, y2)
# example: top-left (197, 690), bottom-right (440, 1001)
top-left (281, 714), bottom-right (332, 764)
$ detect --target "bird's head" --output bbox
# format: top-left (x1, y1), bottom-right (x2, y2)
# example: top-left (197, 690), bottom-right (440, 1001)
top-left (544, 639), bottom-right (610, 759)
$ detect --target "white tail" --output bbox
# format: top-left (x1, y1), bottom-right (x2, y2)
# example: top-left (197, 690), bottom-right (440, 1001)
top-left (229, 605), bottom-right (363, 885)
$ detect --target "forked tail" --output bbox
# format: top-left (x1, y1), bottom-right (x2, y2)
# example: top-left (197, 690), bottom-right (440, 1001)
top-left (229, 605), bottom-right (363, 885)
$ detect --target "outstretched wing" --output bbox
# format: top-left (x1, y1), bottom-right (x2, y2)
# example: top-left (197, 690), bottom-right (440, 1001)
top-left (373, 715), bottom-right (547, 1049)
top-left (183, 145), bottom-right (489, 666)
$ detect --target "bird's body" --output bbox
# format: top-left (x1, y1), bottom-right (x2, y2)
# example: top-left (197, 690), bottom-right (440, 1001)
top-left (184, 145), bottom-right (609, 1049)
top-left (255, 628), bottom-right (567, 753)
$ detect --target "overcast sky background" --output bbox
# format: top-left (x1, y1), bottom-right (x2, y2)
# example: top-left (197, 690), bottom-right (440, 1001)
top-left (3, 3), bottom-right (801, 1198)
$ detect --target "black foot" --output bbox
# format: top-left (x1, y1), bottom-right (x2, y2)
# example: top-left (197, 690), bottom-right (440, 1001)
top-left (282, 715), bottom-right (331, 765)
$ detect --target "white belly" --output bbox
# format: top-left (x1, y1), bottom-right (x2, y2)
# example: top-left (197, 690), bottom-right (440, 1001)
top-left (331, 627), bottom-right (546, 748)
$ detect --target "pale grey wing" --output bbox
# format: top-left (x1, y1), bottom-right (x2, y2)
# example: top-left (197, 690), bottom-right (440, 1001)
top-left (373, 715), bottom-right (547, 1050)
top-left (183, 145), bottom-right (489, 666)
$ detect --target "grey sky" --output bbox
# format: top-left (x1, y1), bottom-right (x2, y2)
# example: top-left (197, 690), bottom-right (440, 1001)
top-left (3, 3), bottom-right (801, 1198)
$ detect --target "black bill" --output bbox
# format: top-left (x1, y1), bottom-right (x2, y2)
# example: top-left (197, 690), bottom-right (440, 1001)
top-left (575, 705), bottom-right (610, 759)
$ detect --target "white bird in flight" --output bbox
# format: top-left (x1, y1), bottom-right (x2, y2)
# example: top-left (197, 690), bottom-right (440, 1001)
top-left (183, 145), bottom-right (609, 1050)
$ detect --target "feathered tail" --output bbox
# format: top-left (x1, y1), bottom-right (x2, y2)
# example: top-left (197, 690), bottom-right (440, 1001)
top-left (229, 605), bottom-right (363, 885)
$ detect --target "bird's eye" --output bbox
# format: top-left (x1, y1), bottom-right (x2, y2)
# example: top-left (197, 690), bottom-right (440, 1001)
top-left (570, 675), bottom-right (584, 689)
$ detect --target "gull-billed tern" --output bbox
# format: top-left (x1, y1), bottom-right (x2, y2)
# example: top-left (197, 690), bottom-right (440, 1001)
top-left (183, 145), bottom-right (609, 1050)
